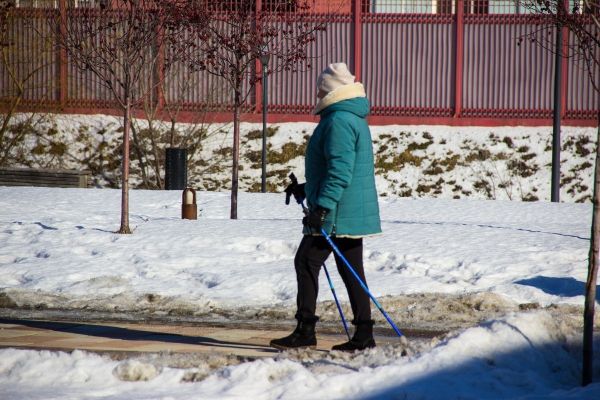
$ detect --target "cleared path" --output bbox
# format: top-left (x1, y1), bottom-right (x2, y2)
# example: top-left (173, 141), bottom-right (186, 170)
top-left (0, 318), bottom-right (404, 358)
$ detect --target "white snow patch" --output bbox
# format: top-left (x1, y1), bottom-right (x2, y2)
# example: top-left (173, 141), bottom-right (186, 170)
top-left (113, 360), bottom-right (160, 382)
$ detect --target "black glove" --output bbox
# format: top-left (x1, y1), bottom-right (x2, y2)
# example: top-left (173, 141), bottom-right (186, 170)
top-left (303, 206), bottom-right (329, 230)
top-left (284, 182), bottom-right (305, 205)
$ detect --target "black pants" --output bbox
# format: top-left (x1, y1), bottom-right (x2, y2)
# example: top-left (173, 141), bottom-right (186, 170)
top-left (294, 235), bottom-right (371, 324)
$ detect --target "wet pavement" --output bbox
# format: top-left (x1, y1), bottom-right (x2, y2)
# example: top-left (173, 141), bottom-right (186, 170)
top-left (0, 317), bottom-right (406, 358)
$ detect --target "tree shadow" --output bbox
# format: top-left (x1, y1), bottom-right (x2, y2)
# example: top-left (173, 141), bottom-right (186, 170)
top-left (515, 276), bottom-right (600, 301)
top-left (0, 318), bottom-right (278, 354)
top-left (387, 220), bottom-right (588, 241)
top-left (34, 222), bottom-right (58, 230)
top-left (360, 325), bottom-right (600, 400)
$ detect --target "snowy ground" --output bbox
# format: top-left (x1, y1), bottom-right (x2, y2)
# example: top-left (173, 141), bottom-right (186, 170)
top-left (1, 187), bottom-right (599, 399)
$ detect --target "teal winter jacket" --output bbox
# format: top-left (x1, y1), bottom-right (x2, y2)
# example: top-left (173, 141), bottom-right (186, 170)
top-left (304, 84), bottom-right (381, 238)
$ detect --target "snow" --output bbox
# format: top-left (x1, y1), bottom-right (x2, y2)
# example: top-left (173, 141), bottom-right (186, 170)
top-left (1, 113), bottom-right (599, 398)
top-left (10, 113), bottom-right (597, 202)
top-left (0, 313), bottom-right (598, 399)
top-left (0, 186), bottom-right (599, 398)
top-left (0, 188), bottom-right (591, 314)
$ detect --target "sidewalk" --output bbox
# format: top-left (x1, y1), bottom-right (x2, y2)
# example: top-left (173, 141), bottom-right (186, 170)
top-left (0, 318), bottom-right (355, 358)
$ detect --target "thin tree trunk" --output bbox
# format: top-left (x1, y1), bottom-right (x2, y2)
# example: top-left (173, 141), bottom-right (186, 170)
top-left (119, 97), bottom-right (132, 234)
top-left (147, 118), bottom-right (163, 189)
top-left (0, 47), bottom-right (24, 166)
top-left (230, 91), bottom-right (241, 220)
top-left (170, 118), bottom-right (176, 148)
top-left (582, 110), bottom-right (600, 386)
top-left (0, 34), bottom-right (24, 150)
top-left (130, 121), bottom-right (150, 188)
top-left (0, 96), bottom-right (22, 166)
top-left (0, 92), bottom-right (21, 151)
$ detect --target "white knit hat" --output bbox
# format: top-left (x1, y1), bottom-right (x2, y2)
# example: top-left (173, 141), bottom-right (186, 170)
top-left (317, 62), bottom-right (355, 95)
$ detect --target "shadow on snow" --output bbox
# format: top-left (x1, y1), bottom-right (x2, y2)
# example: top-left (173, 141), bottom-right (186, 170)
top-left (361, 321), bottom-right (600, 400)
top-left (515, 276), bottom-right (600, 301)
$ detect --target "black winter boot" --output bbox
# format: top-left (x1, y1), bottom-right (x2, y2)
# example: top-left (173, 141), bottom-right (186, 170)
top-left (270, 318), bottom-right (317, 350)
top-left (332, 320), bottom-right (376, 352)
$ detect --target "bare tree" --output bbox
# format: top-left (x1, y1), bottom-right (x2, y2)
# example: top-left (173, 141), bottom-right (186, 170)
top-left (50, 0), bottom-right (187, 233)
top-left (170, 0), bottom-right (324, 219)
top-left (519, 0), bottom-right (600, 386)
top-left (520, 1), bottom-right (599, 88)
top-left (131, 61), bottom-right (231, 189)
top-left (0, 1), bottom-right (55, 166)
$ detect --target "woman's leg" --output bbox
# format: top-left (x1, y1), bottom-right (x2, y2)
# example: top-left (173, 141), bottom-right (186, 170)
top-left (330, 237), bottom-right (375, 351)
top-left (332, 237), bottom-right (371, 323)
top-left (294, 235), bottom-right (332, 321)
top-left (270, 235), bottom-right (332, 350)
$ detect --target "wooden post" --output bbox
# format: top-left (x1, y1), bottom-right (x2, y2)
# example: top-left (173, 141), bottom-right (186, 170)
top-left (454, 0), bottom-right (464, 118)
top-left (352, 0), bottom-right (362, 81)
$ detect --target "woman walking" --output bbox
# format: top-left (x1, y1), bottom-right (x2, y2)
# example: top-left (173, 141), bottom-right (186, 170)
top-left (270, 63), bottom-right (381, 352)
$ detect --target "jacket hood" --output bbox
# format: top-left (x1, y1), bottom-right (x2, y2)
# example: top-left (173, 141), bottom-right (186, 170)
top-left (319, 96), bottom-right (370, 119)
top-left (314, 82), bottom-right (369, 117)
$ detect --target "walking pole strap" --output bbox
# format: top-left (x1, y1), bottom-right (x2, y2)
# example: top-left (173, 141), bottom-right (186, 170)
top-left (321, 228), bottom-right (404, 338)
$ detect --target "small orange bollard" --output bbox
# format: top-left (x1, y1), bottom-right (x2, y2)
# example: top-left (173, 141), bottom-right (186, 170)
top-left (182, 188), bottom-right (197, 220)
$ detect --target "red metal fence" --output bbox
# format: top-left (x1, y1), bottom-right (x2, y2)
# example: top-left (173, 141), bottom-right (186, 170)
top-left (1, 0), bottom-right (598, 126)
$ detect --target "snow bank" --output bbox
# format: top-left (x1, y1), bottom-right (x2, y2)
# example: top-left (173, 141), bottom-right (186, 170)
top-left (0, 312), bottom-right (598, 399)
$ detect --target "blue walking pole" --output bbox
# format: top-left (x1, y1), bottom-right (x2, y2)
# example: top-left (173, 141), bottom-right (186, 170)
top-left (322, 262), bottom-right (351, 340)
top-left (321, 228), bottom-right (404, 338)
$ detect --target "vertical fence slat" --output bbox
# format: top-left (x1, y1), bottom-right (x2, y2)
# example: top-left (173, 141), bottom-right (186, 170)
top-left (455, 0), bottom-right (464, 117)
